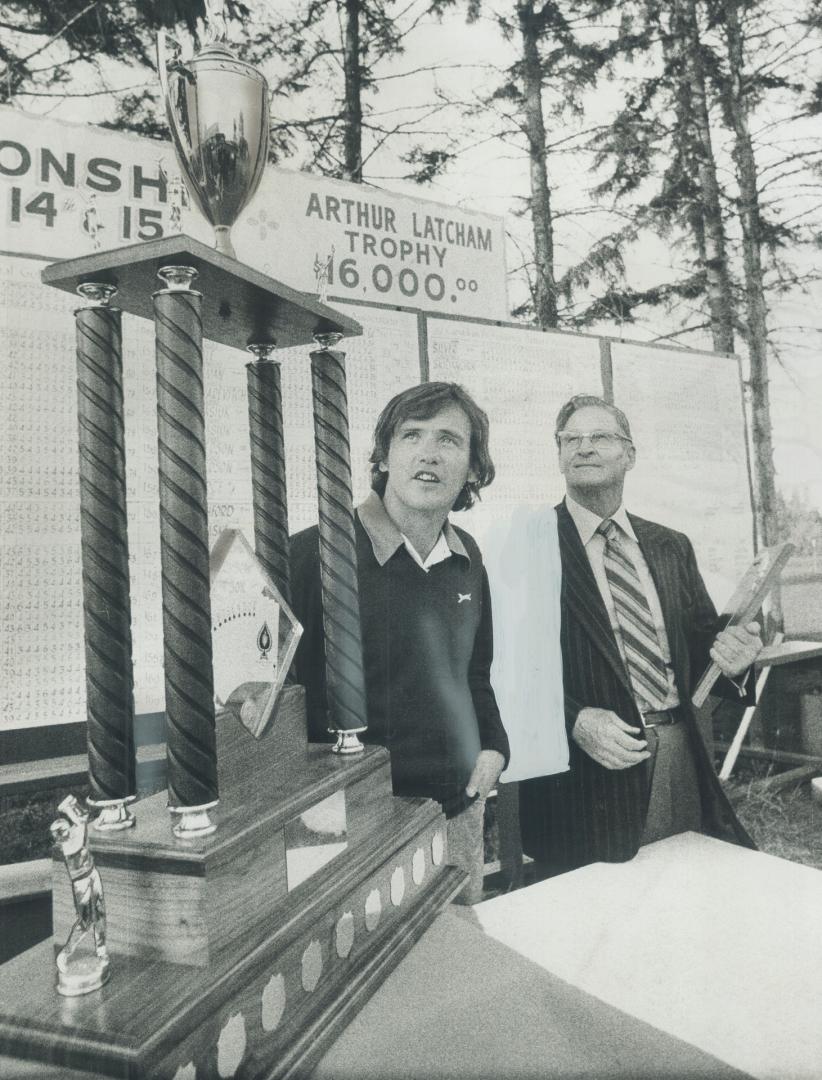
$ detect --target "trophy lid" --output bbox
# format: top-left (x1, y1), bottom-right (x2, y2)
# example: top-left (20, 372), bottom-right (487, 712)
top-left (189, 38), bottom-right (265, 81)
top-left (196, 40), bottom-right (238, 60)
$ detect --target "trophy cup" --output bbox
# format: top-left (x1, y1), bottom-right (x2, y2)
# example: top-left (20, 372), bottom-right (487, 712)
top-left (157, 2), bottom-right (270, 258)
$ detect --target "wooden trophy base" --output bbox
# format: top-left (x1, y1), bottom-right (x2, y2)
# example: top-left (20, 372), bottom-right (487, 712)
top-left (0, 691), bottom-right (465, 1078)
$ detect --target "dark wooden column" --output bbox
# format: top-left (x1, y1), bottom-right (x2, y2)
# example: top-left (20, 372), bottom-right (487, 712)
top-left (246, 344), bottom-right (290, 603)
top-left (153, 265), bottom-right (218, 835)
top-left (74, 282), bottom-right (137, 830)
top-left (309, 335), bottom-right (367, 751)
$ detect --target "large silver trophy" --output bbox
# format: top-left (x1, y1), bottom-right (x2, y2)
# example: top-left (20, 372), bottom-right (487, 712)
top-left (157, 2), bottom-right (270, 258)
top-left (1, 1), bottom-right (460, 1072)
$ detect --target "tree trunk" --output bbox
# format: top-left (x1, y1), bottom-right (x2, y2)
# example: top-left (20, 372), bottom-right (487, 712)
top-left (517, 0), bottom-right (558, 328)
top-left (671, 0), bottom-right (736, 354)
top-left (723, 0), bottom-right (778, 550)
top-left (341, 0), bottom-right (363, 182)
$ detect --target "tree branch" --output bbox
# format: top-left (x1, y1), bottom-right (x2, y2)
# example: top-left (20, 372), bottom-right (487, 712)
top-left (10, 0), bottom-right (100, 69)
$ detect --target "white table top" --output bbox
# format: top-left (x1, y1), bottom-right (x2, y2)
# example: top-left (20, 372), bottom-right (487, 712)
top-left (315, 901), bottom-right (746, 1080)
top-left (474, 831), bottom-right (822, 1080)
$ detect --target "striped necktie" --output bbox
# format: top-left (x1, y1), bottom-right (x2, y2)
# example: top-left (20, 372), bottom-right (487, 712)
top-left (597, 518), bottom-right (669, 710)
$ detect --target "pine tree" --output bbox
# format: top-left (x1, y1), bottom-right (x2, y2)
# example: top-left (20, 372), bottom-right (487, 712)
top-left (0, 0), bottom-right (448, 179)
top-left (448, 1), bottom-right (620, 327)
top-left (518, 0), bottom-right (558, 327)
top-left (712, 0), bottom-right (775, 545)
top-left (670, 0), bottom-right (736, 353)
top-left (0, 2), bottom-right (247, 128)
top-left (587, 0), bottom-right (822, 547)
top-left (587, 0), bottom-right (738, 348)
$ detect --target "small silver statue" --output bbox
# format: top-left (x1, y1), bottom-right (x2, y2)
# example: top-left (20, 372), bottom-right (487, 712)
top-left (64, 192), bottom-right (104, 250)
top-left (204, 0), bottom-right (229, 43)
top-left (50, 795), bottom-right (110, 996)
top-left (160, 158), bottom-right (190, 235)
top-left (314, 246), bottom-right (335, 304)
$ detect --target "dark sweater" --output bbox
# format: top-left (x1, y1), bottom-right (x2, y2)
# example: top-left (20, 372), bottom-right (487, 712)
top-left (290, 508), bottom-right (509, 810)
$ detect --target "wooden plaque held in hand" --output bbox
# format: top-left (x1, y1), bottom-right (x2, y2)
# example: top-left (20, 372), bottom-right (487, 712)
top-left (692, 541), bottom-right (795, 708)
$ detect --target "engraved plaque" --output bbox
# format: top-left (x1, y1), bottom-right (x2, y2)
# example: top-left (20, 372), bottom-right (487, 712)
top-left (285, 790), bottom-right (348, 890)
top-left (210, 528), bottom-right (302, 737)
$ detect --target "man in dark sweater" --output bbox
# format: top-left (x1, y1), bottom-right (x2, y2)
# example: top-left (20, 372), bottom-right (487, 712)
top-left (290, 382), bottom-right (509, 903)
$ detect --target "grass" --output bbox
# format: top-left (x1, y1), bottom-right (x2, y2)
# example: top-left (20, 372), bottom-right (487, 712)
top-left (3, 768), bottom-right (821, 876)
top-left (725, 768), bottom-right (822, 871)
top-left (0, 784), bottom-right (91, 865)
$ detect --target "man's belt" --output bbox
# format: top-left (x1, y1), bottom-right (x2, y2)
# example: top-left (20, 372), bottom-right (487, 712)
top-left (642, 705), bottom-right (684, 727)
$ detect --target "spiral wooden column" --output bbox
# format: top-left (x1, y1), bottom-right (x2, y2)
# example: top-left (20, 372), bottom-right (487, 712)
top-left (153, 266), bottom-right (218, 834)
top-left (246, 346), bottom-right (290, 603)
top-left (309, 337), bottom-right (367, 750)
top-left (74, 283), bottom-right (137, 828)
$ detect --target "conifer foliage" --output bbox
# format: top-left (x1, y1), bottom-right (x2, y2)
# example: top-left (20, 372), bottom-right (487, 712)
top-left (2, 0), bottom-right (821, 543)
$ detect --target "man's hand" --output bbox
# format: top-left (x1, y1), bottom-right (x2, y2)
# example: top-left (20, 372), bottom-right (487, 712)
top-left (466, 749), bottom-right (506, 799)
top-left (572, 707), bottom-right (650, 770)
top-left (710, 620), bottom-right (762, 678)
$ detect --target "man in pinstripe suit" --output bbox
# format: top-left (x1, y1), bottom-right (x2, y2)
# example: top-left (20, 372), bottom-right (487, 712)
top-left (520, 395), bottom-right (762, 871)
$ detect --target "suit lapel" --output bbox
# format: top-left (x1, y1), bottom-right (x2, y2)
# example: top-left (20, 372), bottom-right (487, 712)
top-left (556, 500), bottom-right (633, 696)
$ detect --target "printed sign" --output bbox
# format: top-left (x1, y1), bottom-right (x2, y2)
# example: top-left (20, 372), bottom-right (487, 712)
top-left (0, 107), bottom-right (509, 319)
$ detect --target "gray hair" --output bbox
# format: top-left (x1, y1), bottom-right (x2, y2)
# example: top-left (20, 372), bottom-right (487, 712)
top-left (554, 394), bottom-right (632, 442)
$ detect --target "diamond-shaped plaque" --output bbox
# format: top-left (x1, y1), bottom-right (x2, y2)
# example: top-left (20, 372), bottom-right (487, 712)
top-left (209, 528), bottom-right (302, 738)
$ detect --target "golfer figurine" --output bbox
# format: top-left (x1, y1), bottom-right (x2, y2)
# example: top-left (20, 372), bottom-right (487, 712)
top-left (50, 795), bottom-right (110, 996)
top-left (313, 246), bottom-right (335, 304)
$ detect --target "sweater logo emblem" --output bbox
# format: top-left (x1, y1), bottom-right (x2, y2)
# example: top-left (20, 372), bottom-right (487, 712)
top-left (457, 592), bottom-right (472, 604)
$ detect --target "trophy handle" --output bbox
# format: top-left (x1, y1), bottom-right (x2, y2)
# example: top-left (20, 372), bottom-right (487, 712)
top-left (156, 30), bottom-right (186, 105)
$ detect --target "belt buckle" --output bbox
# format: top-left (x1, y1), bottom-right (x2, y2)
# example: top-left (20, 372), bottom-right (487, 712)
top-left (642, 709), bottom-right (663, 728)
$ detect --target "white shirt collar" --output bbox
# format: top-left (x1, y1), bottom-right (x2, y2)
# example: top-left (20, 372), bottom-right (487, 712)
top-left (565, 494), bottom-right (637, 546)
top-left (357, 491), bottom-right (470, 568)
top-left (401, 530), bottom-right (452, 571)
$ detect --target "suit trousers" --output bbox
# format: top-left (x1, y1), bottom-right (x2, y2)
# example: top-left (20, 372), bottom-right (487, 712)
top-left (641, 723), bottom-right (702, 845)
top-left (447, 796), bottom-right (487, 905)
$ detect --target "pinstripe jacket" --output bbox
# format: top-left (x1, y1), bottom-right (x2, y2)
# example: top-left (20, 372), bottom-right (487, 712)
top-left (520, 499), bottom-right (755, 870)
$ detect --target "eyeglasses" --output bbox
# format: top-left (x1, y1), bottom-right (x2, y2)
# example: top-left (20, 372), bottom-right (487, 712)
top-left (556, 431), bottom-right (633, 451)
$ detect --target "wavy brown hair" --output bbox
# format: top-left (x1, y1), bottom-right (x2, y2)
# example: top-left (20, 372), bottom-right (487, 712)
top-left (369, 382), bottom-right (494, 511)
